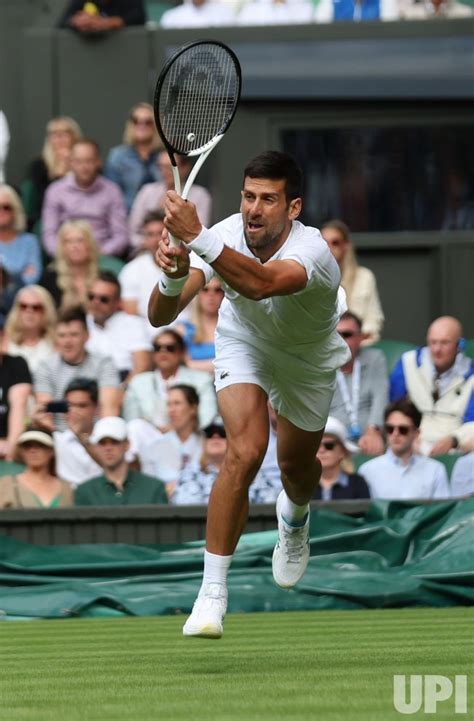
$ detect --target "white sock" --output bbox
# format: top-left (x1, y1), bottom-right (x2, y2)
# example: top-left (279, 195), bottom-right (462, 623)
top-left (201, 550), bottom-right (233, 589)
top-left (280, 491), bottom-right (309, 526)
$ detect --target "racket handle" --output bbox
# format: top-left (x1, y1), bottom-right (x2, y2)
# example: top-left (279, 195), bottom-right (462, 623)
top-left (168, 232), bottom-right (180, 272)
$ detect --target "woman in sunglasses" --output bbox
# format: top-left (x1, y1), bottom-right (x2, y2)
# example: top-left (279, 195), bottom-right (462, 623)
top-left (123, 328), bottom-right (217, 432)
top-left (187, 279), bottom-right (225, 374)
top-left (0, 185), bottom-right (42, 299)
top-left (3, 286), bottom-right (57, 372)
top-left (0, 427), bottom-right (73, 508)
top-left (104, 103), bottom-right (162, 213)
top-left (321, 219), bottom-right (384, 345)
top-left (314, 416), bottom-right (370, 500)
top-left (173, 418), bottom-right (227, 505)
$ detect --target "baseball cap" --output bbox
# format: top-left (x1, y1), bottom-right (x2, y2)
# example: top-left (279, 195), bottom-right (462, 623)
top-left (90, 417), bottom-right (128, 444)
top-left (323, 417), bottom-right (359, 454)
top-left (17, 429), bottom-right (54, 448)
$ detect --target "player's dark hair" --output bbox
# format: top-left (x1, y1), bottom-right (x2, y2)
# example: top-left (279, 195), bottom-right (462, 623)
top-left (339, 311), bottom-right (363, 330)
top-left (97, 270), bottom-right (121, 297)
top-left (64, 377), bottom-right (99, 405)
top-left (57, 305), bottom-right (87, 330)
top-left (169, 384), bottom-right (200, 407)
top-left (384, 399), bottom-right (422, 429)
top-left (244, 151), bottom-right (303, 203)
top-left (321, 219), bottom-right (351, 242)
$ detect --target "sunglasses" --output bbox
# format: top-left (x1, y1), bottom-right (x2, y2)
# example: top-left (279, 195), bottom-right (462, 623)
top-left (385, 424), bottom-right (414, 436)
top-left (131, 117), bottom-right (154, 127)
top-left (153, 343), bottom-right (179, 353)
top-left (204, 427), bottom-right (226, 439)
top-left (19, 302), bottom-right (44, 312)
top-left (0, 203), bottom-right (13, 211)
top-left (338, 330), bottom-right (356, 339)
top-left (321, 440), bottom-right (338, 451)
top-left (87, 292), bottom-right (114, 304)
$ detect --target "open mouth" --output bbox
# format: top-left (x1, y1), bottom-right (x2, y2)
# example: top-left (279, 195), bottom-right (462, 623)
top-left (247, 222), bottom-right (264, 232)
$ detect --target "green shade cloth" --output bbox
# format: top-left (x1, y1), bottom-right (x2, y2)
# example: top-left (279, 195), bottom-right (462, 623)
top-left (74, 469), bottom-right (168, 506)
top-left (0, 499), bottom-right (472, 620)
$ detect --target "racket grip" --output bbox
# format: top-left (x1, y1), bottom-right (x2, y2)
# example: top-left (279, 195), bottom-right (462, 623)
top-left (168, 232), bottom-right (180, 272)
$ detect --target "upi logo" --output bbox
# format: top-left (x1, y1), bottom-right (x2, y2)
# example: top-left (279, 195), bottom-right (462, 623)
top-left (393, 675), bottom-right (468, 714)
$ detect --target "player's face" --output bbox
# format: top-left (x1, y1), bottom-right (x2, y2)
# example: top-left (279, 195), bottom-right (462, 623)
top-left (240, 177), bottom-right (301, 260)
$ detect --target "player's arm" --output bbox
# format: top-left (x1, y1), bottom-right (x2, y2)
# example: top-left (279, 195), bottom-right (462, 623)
top-left (148, 236), bottom-right (206, 328)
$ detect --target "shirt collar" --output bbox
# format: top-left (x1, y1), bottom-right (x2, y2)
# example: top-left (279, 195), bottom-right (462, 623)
top-left (65, 172), bottom-right (103, 193)
top-left (386, 448), bottom-right (418, 468)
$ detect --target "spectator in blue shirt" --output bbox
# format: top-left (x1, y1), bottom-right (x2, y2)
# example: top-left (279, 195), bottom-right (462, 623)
top-left (359, 399), bottom-right (450, 500)
top-left (105, 103), bottom-right (163, 213)
top-left (450, 452), bottom-right (474, 498)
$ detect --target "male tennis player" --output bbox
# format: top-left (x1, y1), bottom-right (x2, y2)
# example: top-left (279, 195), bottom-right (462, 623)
top-left (149, 151), bottom-right (350, 638)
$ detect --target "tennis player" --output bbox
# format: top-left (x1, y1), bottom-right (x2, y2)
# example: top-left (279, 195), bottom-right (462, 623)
top-left (149, 151), bottom-right (351, 638)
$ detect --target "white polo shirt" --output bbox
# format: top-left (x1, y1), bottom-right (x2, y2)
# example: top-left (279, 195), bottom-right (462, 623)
top-left (190, 214), bottom-right (349, 372)
top-left (54, 429), bottom-right (102, 487)
top-left (86, 310), bottom-right (151, 373)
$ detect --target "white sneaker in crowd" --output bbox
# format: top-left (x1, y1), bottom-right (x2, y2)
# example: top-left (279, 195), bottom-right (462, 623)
top-left (272, 490), bottom-right (310, 589)
top-left (182, 582), bottom-right (228, 639)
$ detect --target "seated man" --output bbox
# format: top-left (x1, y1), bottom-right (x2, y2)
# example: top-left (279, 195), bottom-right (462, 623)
top-left (160, 0), bottom-right (235, 28)
top-left (86, 270), bottom-right (152, 383)
top-left (450, 452), bottom-right (474, 498)
top-left (75, 416), bottom-right (168, 505)
top-left (58, 0), bottom-right (146, 32)
top-left (34, 305), bottom-right (121, 429)
top-left (359, 400), bottom-right (450, 499)
top-left (329, 311), bottom-right (388, 455)
top-left (390, 316), bottom-right (474, 455)
top-left (42, 139), bottom-right (128, 257)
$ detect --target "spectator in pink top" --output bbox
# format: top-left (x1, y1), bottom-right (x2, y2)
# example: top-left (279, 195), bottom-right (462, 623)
top-left (41, 138), bottom-right (128, 258)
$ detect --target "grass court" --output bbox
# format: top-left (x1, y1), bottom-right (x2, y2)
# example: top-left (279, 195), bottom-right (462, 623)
top-left (1, 607), bottom-right (472, 721)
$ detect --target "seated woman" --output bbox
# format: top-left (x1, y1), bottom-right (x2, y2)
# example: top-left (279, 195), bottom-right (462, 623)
top-left (151, 384), bottom-right (204, 498)
top-left (186, 278), bottom-right (224, 374)
top-left (321, 219), bottom-right (384, 345)
top-left (172, 417), bottom-right (226, 505)
top-left (104, 102), bottom-right (162, 213)
top-left (3, 285), bottom-right (57, 372)
top-left (123, 328), bottom-right (217, 431)
top-left (24, 116), bottom-right (82, 230)
top-left (0, 185), bottom-right (42, 297)
top-left (0, 426), bottom-right (73, 508)
top-left (40, 220), bottom-right (99, 309)
top-left (313, 417), bottom-right (370, 501)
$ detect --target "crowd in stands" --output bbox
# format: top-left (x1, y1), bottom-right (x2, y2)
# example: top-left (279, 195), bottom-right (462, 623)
top-left (0, 99), bottom-right (472, 510)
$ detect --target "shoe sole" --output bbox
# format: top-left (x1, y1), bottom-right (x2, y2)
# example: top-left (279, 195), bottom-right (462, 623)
top-left (183, 624), bottom-right (223, 639)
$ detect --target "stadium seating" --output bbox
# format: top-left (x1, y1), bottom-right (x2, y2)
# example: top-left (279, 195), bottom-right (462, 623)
top-left (98, 254), bottom-right (125, 277)
top-left (0, 461), bottom-right (26, 477)
top-left (371, 339), bottom-right (417, 373)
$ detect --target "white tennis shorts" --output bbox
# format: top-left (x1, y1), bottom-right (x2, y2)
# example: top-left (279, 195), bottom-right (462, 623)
top-left (213, 333), bottom-right (336, 432)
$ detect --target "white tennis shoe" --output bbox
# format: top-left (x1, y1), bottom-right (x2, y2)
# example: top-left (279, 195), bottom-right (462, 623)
top-left (183, 583), bottom-right (228, 639)
top-left (272, 491), bottom-right (310, 589)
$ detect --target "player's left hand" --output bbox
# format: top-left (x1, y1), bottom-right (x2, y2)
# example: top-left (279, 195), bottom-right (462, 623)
top-left (164, 191), bottom-right (202, 243)
top-left (156, 228), bottom-right (190, 277)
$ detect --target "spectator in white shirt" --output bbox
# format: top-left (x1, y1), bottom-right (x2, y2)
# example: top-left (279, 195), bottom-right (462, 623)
top-left (450, 452), bottom-right (474, 498)
top-left (160, 0), bottom-right (235, 28)
top-left (86, 270), bottom-right (152, 383)
top-left (359, 399), bottom-right (450, 500)
top-left (238, 0), bottom-right (314, 25)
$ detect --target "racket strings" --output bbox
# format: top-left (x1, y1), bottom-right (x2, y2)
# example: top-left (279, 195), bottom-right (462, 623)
top-left (159, 44), bottom-right (239, 154)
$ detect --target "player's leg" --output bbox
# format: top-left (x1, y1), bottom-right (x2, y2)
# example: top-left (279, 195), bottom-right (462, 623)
top-left (183, 382), bottom-right (269, 639)
top-left (272, 415), bottom-right (324, 589)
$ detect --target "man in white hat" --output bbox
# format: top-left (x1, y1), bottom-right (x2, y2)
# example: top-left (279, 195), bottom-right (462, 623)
top-left (74, 417), bottom-right (168, 506)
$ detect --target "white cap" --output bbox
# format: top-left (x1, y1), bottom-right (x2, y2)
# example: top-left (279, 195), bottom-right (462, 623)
top-left (17, 429), bottom-right (54, 448)
top-left (323, 416), bottom-right (359, 454)
top-left (90, 417), bottom-right (128, 444)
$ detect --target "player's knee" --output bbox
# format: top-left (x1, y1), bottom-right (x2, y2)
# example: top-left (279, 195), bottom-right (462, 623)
top-left (225, 441), bottom-right (266, 479)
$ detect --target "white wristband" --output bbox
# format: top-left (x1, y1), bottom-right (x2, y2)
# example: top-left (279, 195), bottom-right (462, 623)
top-left (188, 227), bottom-right (224, 265)
top-left (159, 273), bottom-right (189, 296)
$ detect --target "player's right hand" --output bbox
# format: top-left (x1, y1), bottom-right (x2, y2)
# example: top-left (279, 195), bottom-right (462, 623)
top-left (156, 228), bottom-right (190, 278)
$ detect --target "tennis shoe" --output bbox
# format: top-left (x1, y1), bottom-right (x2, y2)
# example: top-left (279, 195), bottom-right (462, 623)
top-left (272, 491), bottom-right (310, 589)
top-left (182, 583), bottom-right (228, 639)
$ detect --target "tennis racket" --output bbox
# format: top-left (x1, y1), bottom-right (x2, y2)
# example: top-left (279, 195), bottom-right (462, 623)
top-left (154, 40), bottom-right (241, 269)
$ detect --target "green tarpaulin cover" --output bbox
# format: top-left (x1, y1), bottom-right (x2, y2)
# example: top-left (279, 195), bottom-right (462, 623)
top-left (0, 500), bottom-right (473, 620)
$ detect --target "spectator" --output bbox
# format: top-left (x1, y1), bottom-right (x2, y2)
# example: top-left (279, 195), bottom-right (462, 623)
top-left (3, 286), bottom-right (57, 372)
top-left (399, 0), bottom-right (473, 18)
top-left (160, 0), bottom-right (235, 28)
top-left (0, 185), bottom-right (42, 293)
top-left (58, 0), bottom-right (146, 32)
top-left (129, 151), bottom-right (212, 249)
top-left (42, 138), bottom-right (128, 258)
top-left (34, 305), bottom-right (121, 428)
top-left (104, 103), bottom-right (162, 213)
top-left (24, 116), bottom-right (82, 231)
top-left (123, 328), bottom-right (217, 431)
top-left (313, 416), bottom-right (370, 500)
top-left (0, 110), bottom-right (10, 183)
top-left (173, 417), bottom-right (226, 505)
top-left (0, 315), bottom-right (32, 461)
top-left (329, 311), bottom-right (387, 455)
top-left (450, 453), bottom-right (474, 497)
top-left (187, 278), bottom-right (224, 374)
top-left (359, 400), bottom-right (450, 499)
top-left (86, 271), bottom-right (151, 383)
top-left (390, 316), bottom-right (474, 456)
top-left (74, 416), bottom-right (168, 505)
top-left (0, 427), bottom-right (73, 509)
top-left (238, 0), bottom-right (314, 25)
top-left (321, 219), bottom-right (384, 344)
top-left (152, 384), bottom-right (204, 497)
top-left (314, 0), bottom-right (399, 21)
top-left (40, 220), bottom-right (99, 310)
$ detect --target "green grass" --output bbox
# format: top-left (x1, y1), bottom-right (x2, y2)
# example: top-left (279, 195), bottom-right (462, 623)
top-left (1, 608), bottom-right (472, 721)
